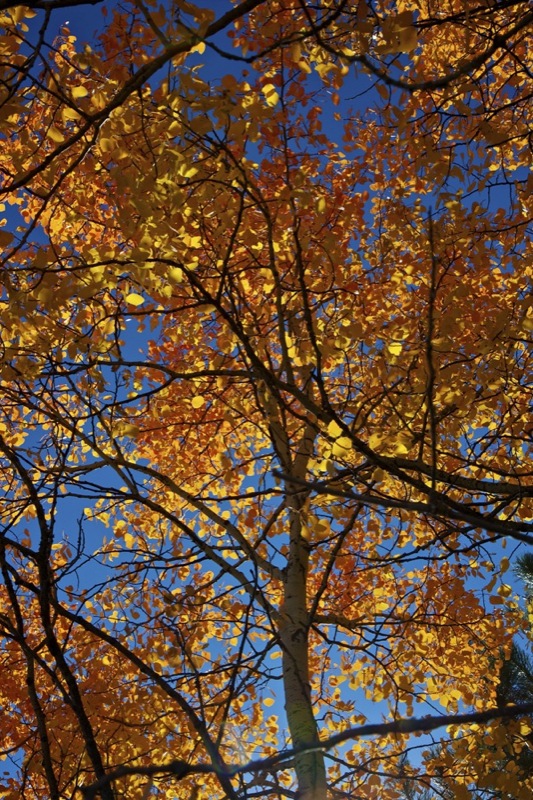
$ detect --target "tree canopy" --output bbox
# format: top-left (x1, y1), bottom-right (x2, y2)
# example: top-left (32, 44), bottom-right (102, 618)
top-left (0, 1), bottom-right (532, 799)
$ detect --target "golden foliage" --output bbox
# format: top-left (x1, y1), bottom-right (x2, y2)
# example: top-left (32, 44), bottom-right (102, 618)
top-left (0, 2), bottom-right (531, 799)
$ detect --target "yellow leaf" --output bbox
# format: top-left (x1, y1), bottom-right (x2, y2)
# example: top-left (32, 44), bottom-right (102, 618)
top-left (124, 533), bottom-right (135, 548)
top-left (178, 164), bottom-right (199, 179)
top-left (262, 83), bottom-right (279, 107)
top-left (183, 234), bottom-right (202, 248)
top-left (191, 396), bottom-right (205, 409)
top-left (125, 292), bottom-right (145, 306)
top-left (388, 341), bottom-right (402, 356)
top-left (263, 697), bottom-right (275, 707)
top-left (327, 420), bottom-right (343, 439)
top-left (331, 436), bottom-right (352, 457)
top-left (368, 433), bottom-right (383, 450)
top-left (47, 126), bottom-right (65, 143)
top-left (62, 107), bottom-right (81, 122)
top-left (393, 440), bottom-right (409, 455)
top-left (71, 85), bottom-right (89, 99)
top-left (99, 137), bottom-right (116, 153)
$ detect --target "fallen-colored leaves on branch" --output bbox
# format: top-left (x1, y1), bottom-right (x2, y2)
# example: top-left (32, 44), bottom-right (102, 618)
top-left (0, 1), bottom-right (532, 799)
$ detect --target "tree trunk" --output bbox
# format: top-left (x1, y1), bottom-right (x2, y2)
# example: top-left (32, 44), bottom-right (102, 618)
top-left (280, 492), bottom-right (327, 800)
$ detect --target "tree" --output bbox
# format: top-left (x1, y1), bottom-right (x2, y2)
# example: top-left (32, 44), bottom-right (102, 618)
top-left (390, 555), bottom-right (533, 800)
top-left (0, 1), bottom-right (532, 799)
top-left (498, 555), bottom-right (533, 711)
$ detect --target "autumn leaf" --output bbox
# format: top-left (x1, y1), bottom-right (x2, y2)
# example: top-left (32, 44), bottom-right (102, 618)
top-left (0, 2), bottom-right (531, 800)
